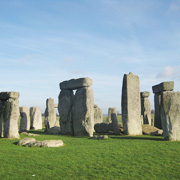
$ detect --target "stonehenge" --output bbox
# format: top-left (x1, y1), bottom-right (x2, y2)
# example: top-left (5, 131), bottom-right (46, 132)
top-left (94, 104), bottom-right (103, 124)
top-left (121, 72), bottom-right (142, 135)
top-left (58, 78), bottom-right (94, 136)
top-left (152, 81), bottom-right (174, 129)
top-left (141, 91), bottom-right (151, 125)
top-left (107, 107), bottom-right (117, 123)
top-left (0, 92), bottom-right (20, 139)
top-left (30, 107), bottom-right (42, 130)
top-left (19, 106), bottom-right (30, 132)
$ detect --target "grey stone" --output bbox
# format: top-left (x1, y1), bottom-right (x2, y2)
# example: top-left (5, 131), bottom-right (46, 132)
top-left (72, 87), bottom-right (94, 136)
top-left (94, 123), bottom-right (109, 133)
top-left (17, 138), bottom-right (36, 146)
top-left (92, 135), bottom-right (108, 140)
top-left (44, 98), bottom-right (56, 129)
top-left (27, 140), bottom-right (64, 147)
top-left (46, 126), bottom-right (60, 134)
top-left (30, 107), bottom-right (42, 130)
top-left (60, 77), bottom-right (93, 90)
top-left (3, 98), bottom-right (20, 138)
top-left (161, 91), bottom-right (180, 141)
top-left (19, 106), bottom-right (30, 132)
top-left (94, 104), bottom-right (103, 124)
top-left (107, 107), bottom-right (117, 123)
top-left (154, 93), bottom-right (162, 129)
top-left (0, 91), bottom-right (20, 100)
top-left (0, 100), bottom-right (5, 137)
top-left (122, 72), bottom-right (142, 135)
top-left (142, 124), bottom-right (163, 136)
top-left (111, 113), bottom-right (120, 135)
top-left (152, 81), bottom-right (174, 94)
top-left (58, 90), bottom-right (74, 135)
top-left (141, 92), bottom-right (151, 125)
top-left (141, 91), bottom-right (150, 98)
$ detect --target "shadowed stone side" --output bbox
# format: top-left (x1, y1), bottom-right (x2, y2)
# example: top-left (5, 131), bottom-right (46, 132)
top-left (58, 90), bottom-right (74, 135)
top-left (161, 91), bottom-right (180, 141)
top-left (122, 72), bottom-right (142, 135)
top-left (141, 91), bottom-right (151, 125)
top-left (0, 100), bottom-right (5, 137)
top-left (19, 106), bottom-right (30, 132)
top-left (107, 108), bottom-right (117, 123)
top-left (111, 113), bottom-right (120, 135)
top-left (72, 87), bottom-right (94, 136)
top-left (94, 105), bottom-right (103, 124)
top-left (30, 107), bottom-right (42, 130)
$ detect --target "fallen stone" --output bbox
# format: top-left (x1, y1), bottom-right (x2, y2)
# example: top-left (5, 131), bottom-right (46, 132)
top-left (46, 126), bottom-right (60, 134)
top-left (92, 135), bottom-right (108, 140)
top-left (28, 140), bottom-right (64, 147)
top-left (94, 123), bottom-right (109, 133)
top-left (142, 124), bottom-right (163, 136)
top-left (17, 138), bottom-right (36, 146)
top-left (152, 81), bottom-right (174, 94)
top-left (60, 78), bottom-right (93, 90)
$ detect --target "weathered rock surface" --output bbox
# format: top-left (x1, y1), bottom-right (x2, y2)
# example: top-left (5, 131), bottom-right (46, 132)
top-left (3, 98), bottom-right (20, 138)
top-left (122, 72), bottom-right (142, 135)
top-left (142, 125), bottom-right (163, 136)
top-left (30, 107), bottom-right (42, 130)
top-left (72, 87), bottom-right (94, 136)
top-left (58, 90), bottom-right (74, 135)
top-left (161, 91), bottom-right (180, 141)
top-left (17, 138), bottom-right (36, 146)
top-left (19, 106), bottom-right (30, 132)
top-left (46, 126), bottom-right (60, 134)
top-left (154, 93), bottom-right (162, 129)
top-left (60, 77), bottom-right (93, 90)
top-left (94, 123), bottom-right (109, 133)
top-left (94, 105), bottom-right (103, 124)
top-left (107, 107), bottom-right (117, 123)
top-left (141, 92), bottom-right (151, 125)
top-left (111, 113), bottom-right (120, 135)
top-left (92, 135), bottom-right (108, 140)
top-left (152, 81), bottom-right (174, 94)
top-left (0, 92), bottom-right (20, 100)
top-left (44, 98), bottom-right (56, 129)
top-left (0, 100), bottom-right (5, 137)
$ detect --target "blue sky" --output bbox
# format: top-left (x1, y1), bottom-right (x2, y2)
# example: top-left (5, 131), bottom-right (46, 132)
top-left (0, 0), bottom-right (180, 114)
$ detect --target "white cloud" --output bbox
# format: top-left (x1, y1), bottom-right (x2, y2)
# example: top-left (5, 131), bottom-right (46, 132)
top-left (156, 66), bottom-right (179, 78)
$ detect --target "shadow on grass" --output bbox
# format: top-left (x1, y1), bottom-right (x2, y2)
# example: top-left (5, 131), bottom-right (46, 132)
top-left (110, 136), bottom-right (164, 141)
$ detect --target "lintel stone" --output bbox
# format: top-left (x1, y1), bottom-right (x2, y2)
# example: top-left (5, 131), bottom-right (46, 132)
top-left (152, 81), bottom-right (174, 94)
top-left (0, 92), bottom-right (20, 100)
top-left (141, 91), bottom-right (150, 98)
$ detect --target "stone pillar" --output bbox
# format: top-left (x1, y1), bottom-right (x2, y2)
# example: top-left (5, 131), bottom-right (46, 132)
top-left (0, 100), bottom-right (5, 137)
top-left (141, 91), bottom-right (151, 125)
top-left (161, 91), bottom-right (180, 141)
top-left (152, 81), bottom-right (174, 129)
top-left (19, 106), bottom-right (30, 132)
top-left (111, 113), bottom-right (120, 135)
top-left (107, 107), bottom-right (117, 123)
top-left (94, 104), bottom-right (103, 124)
top-left (72, 87), bottom-right (94, 136)
top-left (0, 92), bottom-right (20, 139)
top-left (58, 90), bottom-right (74, 135)
top-left (121, 72), bottom-right (142, 135)
top-left (44, 98), bottom-right (56, 129)
top-left (30, 107), bottom-right (42, 130)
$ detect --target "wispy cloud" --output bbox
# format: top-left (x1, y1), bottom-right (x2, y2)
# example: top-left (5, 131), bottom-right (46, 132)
top-left (169, 0), bottom-right (180, 12)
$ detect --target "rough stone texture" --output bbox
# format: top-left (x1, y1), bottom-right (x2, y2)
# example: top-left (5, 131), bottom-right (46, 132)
top-left (19, 106), bottom-right (30, 132)
top-left (111, 113), bottom-right (120, 135)
top-left (3, 98), bottom-right (20, 138)
top-left (122, 72), bottom-right (142, 135)
top-left (92, 135), bottom-right (108, 140)
top-left (141, 92), bottom-right (151, 125)
top-left (161, 91), bottom-right (180, 141)
top-left (0, 100), bottom-right (5, 137)
top-left (154, 93), bottom-right (162, 129)
top-left (94, 123), bottom-right (109, 133)
top-left (107, 107), bottom-right (117, 123)
top-left (0, 92), bottom-right (20, 100)
top-left (58, 90), bottom-right (74, 135)
top-left (152, 81), bottom-right (174, 94)
top-left (60, 77), bottom-right (93, 90)
top-left (46, 126), bottom-right (60, 134)
top-left (44, 98), bottom-right (56, 129)
top-left (17, 138), bottom-right (36, 146)
top-left (72, 87), bottom-right (94, 136)
top-left (94, 104), bottom-right (103, 124)
top-left (142, 124), bottom-right (163, 136)
top-left (27, 140), bottom-right (64, 147)
top-left (30, 107), bottom-right (42, 130)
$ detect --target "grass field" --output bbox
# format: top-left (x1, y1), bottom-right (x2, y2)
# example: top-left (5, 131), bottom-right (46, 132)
top-left (0, 128), bottom-right (180, 180)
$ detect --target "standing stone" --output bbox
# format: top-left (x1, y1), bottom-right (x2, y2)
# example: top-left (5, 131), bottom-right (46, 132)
top-left (152, 81), bottom-right (174, 129)
top-left (161, 91), bottom-right (180, 141)
top-left (122, 72), bottom-right (142, 135)
top-left (141, 91), bottom-right (151, 125)
top-left (0, 100), bottom-right (5, 137)
top-left (111, 113), bottom-right (120, 135)
top-left (3, 98), bottom-right (20, 138)
top-left (19, 106), bottom-right (30, 132)
top-left (44, 98), bottom-right (56, 129)
top-left (58, 90), bottom-right (74, 135)
top-left (94, 105), bottom-right (103, 124)
top-left (30, 107), bottom-right (42, 130)
top-left (107, 108), bottom-right (117, 123)
top-left (72, 87), bottom-right (94, 136)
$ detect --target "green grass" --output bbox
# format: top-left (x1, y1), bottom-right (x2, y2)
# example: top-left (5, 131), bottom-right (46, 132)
top-left (0, 129), bottom-right (180, 180)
